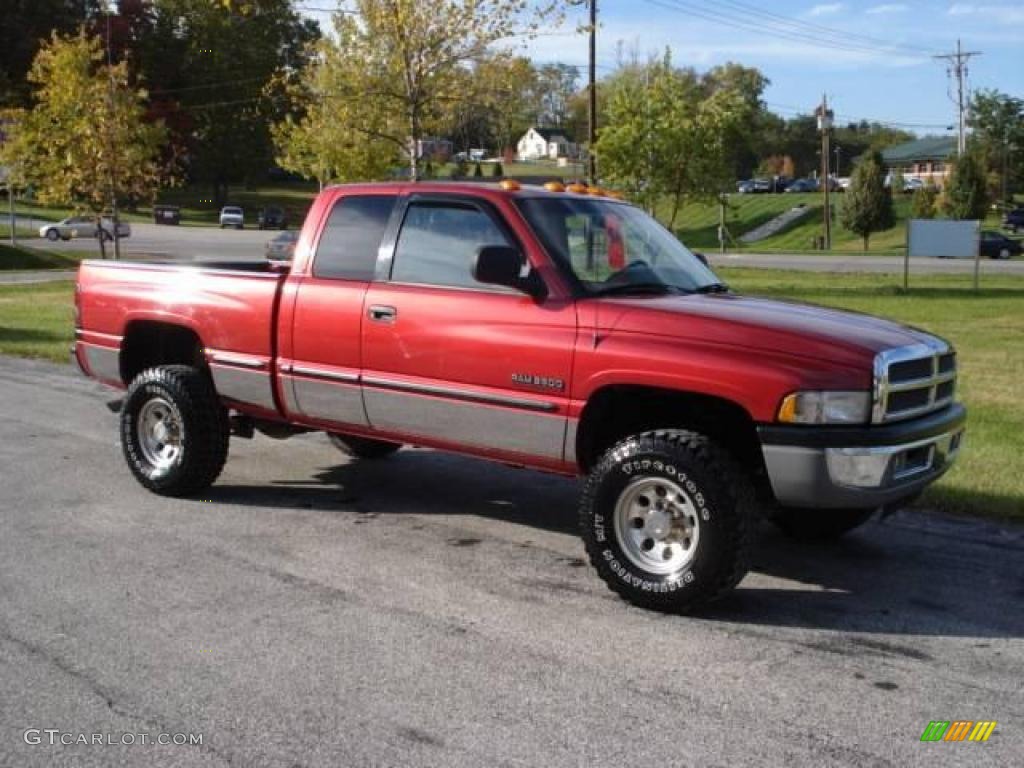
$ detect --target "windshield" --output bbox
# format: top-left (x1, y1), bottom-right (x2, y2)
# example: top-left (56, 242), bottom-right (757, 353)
top-left (223, 207), bottom-right (242, 215)
top-left (515, 197), bottom-right (723, 296)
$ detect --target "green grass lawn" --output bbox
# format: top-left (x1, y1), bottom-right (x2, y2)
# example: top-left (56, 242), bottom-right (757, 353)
top-left (1, 269), bottom-right (1020, 520)
top-left (0, 242), bottom-right (85, 270)
top-left (0, 280), bottom-right (73, 361)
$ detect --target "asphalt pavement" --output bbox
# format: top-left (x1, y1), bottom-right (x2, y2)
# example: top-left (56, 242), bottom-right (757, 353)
top-left (8, 222), bottom-right (1024, 277)
top-left (1, 355), bottom-right (1021, 767)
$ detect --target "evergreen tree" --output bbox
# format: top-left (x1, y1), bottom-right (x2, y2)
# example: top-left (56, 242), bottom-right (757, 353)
top-left (942, 149), bottom-right (989, 220)
top-left (840, 149), bottom-right (893, 251)
top-left (910, 183), bottom-right (938, 219)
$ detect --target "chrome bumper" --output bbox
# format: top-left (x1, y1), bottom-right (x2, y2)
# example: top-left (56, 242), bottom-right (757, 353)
top-left (758, 404), bottom-right (966, 510)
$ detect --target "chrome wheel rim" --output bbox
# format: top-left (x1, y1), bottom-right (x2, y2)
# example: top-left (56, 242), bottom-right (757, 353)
top-left (613, 476), bottom-right (700, 575)
top-left (137, 397), bottom-right (183, 470)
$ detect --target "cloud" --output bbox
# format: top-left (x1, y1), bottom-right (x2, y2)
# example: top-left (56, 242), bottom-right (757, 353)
top-left (947, 3), bottom-right (1024, 23)
top-left (866, 3), bottom-right (909, 13)
top-left (808, 3), bottom-right (844, 15)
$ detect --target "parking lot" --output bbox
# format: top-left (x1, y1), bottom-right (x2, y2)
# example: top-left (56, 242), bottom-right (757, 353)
top-left (1, 356), bottom-right (1021, 767)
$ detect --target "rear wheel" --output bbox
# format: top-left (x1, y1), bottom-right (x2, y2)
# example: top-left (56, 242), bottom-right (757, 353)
top-left (121, 366), bottom-right (229, 496)
top-left (770, 507), bottom-right (873, 541)
top-left (998, 247), bottom-right (1011, 260)
top-left (580, 430), bottom-right (755, 614)
top-left (328, 433), bottom-right (402, 460)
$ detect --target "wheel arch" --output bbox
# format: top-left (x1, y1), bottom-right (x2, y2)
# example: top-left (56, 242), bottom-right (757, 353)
top-left (574, 384), bottom-right (765, 477)
top-left (120, 320), bottom-right (207, 385)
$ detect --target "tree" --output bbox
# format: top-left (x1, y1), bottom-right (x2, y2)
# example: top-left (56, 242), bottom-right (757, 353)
top-left (968, 89), bottom-right (1024, 203)
top-left (942, 148), bottom-right (989, 220)
top-left (596, 52), bottom-right (751, 227)
top-left (271, 39), bottom-right (398, 187)
top-left (840, 150), bottom-right (893, 251)
top-left (910, 183), bottom-right (938, 219)
top-left (133, 0), bottom-right (320, 203)
top-left (0, 0), bottom-right (101, 107)
top-left (301, 0), bottom-right (560, 181)
top-left (4, 31), bottom-right (168, 257)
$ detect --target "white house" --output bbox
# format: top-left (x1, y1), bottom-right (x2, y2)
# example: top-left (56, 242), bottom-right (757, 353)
top-left (517, 127), bottom-right (578, 162)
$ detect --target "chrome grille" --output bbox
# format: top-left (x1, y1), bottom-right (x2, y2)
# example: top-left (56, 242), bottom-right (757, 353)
top-left (873, 343), bottom-right (957, 423)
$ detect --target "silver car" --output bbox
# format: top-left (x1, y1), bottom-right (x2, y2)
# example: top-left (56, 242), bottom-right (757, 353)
top-left (39, 216), bottom-right (131, 242)
top-left (219, 206), bottom-right (244, 229)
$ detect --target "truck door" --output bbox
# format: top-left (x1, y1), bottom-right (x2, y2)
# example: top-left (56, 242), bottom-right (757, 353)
top-left (361, 195), bottom-right (576, 464)
top-left (285, 193), bottom-right (398, 427)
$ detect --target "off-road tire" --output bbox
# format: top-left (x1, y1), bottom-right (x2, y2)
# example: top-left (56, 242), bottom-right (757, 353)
top-left (328, 433), bottom-right (402, 460)
top-left (770, 507), bottom-right (873, 541)
top-left (121, 366), bottom-right (229, 496)
top-left (580, 430), bottom-right (756, 614)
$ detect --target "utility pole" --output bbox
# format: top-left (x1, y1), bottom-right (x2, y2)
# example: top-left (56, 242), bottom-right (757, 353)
top-left (817, 94), bottom-right (833, 250)
top-left (587, 0), bottom-right (597, 186)
top-left (934, 39), bottom-right (981, 156)
top-left (105, 8), bottom-right (122, 260)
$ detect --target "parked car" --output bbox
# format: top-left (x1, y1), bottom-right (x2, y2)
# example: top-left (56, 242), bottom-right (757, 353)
top-left (903, 178), bottom-right (925, 194)
top-left (73, 181), bottom-right (965, 615)
top-left (257, 205), bottom-right (287, 230)
top-left (1003, 208), bottom-right (1024, 233)
top-left (736, 179), bottom-right (771, 194)
top-left (219, 206), bottom-right (244, 229)
top-left (39, 216), bottom-right (130, 242)
top-left (736, 179), bottom-right (756, 194)
top-left (264, 230), bottom-right (299, 261)
top-left (785, 178), bottom-right (817, 193)
top-left (979, 230), bottom-right (1022, 260)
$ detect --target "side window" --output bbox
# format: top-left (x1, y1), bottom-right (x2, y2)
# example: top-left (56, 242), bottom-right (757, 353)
top-left (313, 195), bottom-right (397, 281)
top-left (391, 202), bottom-right (512, 289)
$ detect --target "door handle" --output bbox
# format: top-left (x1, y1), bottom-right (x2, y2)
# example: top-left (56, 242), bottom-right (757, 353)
top-left (368, 305), bottom-right (397, 323)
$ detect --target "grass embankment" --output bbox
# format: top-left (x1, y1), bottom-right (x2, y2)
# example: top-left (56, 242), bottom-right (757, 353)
top-left (0, 242), bottom-right (84, 270)
top-left (1, 270), bottom-right (1020, 520)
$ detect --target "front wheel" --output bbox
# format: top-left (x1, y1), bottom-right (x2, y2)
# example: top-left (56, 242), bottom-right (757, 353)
top-left (580, 430), bottom-right (755, 614)
top-left (998, 247), bottom-right (1012, 260)
top-left (770, 507), bottom-right (873, 541)
top-left (121, 366), bottom-right (229, 496)
top-left (45, 228), bottom-right (60, 241)
top-left (328, 433), bottom-right (402, 460)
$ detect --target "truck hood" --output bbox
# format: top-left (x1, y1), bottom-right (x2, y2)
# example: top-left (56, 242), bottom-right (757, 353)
top-left (597, 292), bottom-right (940, 371)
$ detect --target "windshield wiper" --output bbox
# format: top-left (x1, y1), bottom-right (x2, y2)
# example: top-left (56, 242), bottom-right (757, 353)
top-left (590, 282), bottom-right (682, 297)
top-left (694, 282), bottom-right (730, 294)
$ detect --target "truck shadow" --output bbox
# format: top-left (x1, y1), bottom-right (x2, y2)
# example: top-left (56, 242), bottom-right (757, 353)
top-left (208, 447), bottom-right (1023, 639)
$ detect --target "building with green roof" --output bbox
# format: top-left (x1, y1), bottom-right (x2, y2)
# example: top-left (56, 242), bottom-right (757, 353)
top-left (881, 136), bottom-right (957, 187)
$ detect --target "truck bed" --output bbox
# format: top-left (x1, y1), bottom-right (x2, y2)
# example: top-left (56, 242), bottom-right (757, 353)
top-left (75, 260), bottom-right (287, 416)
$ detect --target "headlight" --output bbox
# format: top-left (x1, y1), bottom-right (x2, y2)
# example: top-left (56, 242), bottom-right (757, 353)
top-left (777, 391), bottom-right (871, 425)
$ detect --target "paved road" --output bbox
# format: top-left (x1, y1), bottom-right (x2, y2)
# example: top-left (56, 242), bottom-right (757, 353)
top-left (710, 251), bottom-right (1024, 275)
top-left (30, 222), bottom-right (273, 262)
top-left (1, 355), bottom-right (1021, 767)
top-left (13, 222), bottom-right (1024, 276)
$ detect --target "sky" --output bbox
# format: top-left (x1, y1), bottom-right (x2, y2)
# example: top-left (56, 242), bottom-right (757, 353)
top-left (304, 1), bottom-right (1023, 137)
top-left (521, 0), bottom-right (1024, 135)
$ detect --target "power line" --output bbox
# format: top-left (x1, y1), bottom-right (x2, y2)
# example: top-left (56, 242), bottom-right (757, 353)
top-left (712, 0), bottom-right (938, 56)
top-left (638, 0), bottom-right (931, 59)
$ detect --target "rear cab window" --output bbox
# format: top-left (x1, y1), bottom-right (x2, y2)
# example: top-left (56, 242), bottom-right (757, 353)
top-left (313, 195), bottom-right (398, 280)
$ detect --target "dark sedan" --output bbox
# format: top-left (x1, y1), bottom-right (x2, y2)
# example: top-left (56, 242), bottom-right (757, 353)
top-left (979, 230), bottom-right (1022, 260)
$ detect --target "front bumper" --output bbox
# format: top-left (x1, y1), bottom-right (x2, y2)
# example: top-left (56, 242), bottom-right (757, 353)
top-left (758, 403), bottom-right (966, 510)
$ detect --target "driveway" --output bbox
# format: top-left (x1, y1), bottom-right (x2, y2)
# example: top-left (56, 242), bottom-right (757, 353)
top-left (0, 355), bottom-right (1020, 767)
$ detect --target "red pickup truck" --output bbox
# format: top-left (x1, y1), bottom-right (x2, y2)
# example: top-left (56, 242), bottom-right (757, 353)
top-left (74, 181), bottom-right (965, 612)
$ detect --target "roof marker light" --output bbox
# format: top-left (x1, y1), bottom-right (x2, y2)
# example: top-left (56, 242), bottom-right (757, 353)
top-left (544, 181), bottom-right (566, 192)
top-left (499, 179), bottom-right (522, 191)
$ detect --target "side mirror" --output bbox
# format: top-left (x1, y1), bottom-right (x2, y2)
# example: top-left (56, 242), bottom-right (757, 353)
top-left (473, 245), bottom-right (544, 297)
top-left (693, 251), bottom-right (709, 267)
